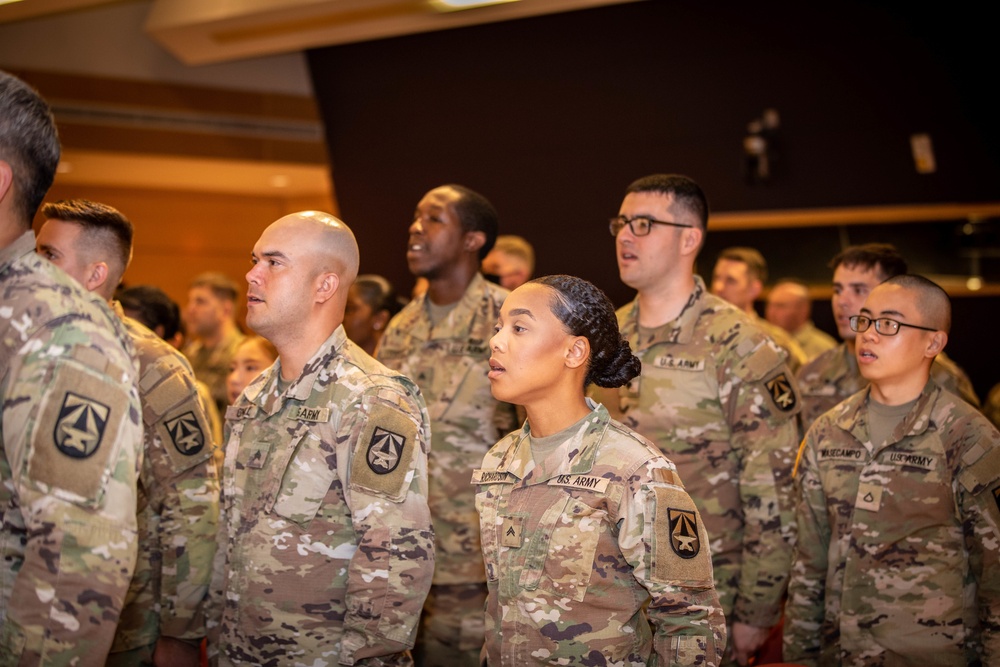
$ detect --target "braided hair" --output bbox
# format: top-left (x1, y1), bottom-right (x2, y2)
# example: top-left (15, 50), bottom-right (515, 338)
top-left (531, 275), bottom-right (640, 388)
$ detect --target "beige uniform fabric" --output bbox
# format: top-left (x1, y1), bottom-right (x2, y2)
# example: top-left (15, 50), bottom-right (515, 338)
top-left (184, 327), bottom-right (245, 416)
top-left (786, 380), bottom-right (1000, 666)
top-left (796, 343), bottom-right (980, 433)
top-left (110, 313), bottom-right (219, 656)
top-left (219, 327), bottom-right (434, 666)
top-left (792, 320), bottom-right (838, 362)
top-left (475, 401), bottom-right (726, 666)
top-left (751, 311), bottom-right (808, 373)
top-left (592, 276), bottom-right (800, 629)
top-left (1, 231), bottom-right (143, 665)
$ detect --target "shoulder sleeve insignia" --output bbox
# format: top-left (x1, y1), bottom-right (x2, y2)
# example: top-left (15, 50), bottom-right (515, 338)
top-left (165, 410), bottom-right (206, 456)
top-left (765, 372), bottom-right (798, 412)
top-left (367, 426), bottom-right (405, 474)
top-left (55, 391), bottom-right (110, 458)
top-left (668, 508), bottom-right (700, 558)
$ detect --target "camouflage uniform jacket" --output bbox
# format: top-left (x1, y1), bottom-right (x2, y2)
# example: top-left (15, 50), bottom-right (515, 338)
top-left (183, 327), bottom-right (245, 416)
top-left (593, 276), bottom-right (800, 626)
top-left (474, 401), bottom-right (726, 666)
top-left (785, 379), bottom-right (1000, 666)
top-left (1, 230), bottom-right (143, 664)
top-left (796, 342), bottom-right (980, 433)
top-left (377, 273), bottom-right (517, 585)
top-left (220, 326), bottom-right (434, 666)
top-left (111, 312), bottom-right (220, 652)
top-left (792, 320), bottom-right (837, 362)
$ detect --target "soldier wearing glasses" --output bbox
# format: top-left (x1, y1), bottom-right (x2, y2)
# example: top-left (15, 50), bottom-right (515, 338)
top-left (785, 275), bottom-right (1000, 665)
top-left (590, 174), bottom-right (801, 666)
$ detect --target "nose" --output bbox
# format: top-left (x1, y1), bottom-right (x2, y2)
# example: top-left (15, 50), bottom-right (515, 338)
top-left (409, 218), bottom-right (424, 234)
top-left (490, 330), bottom-right (503, 351)
top-left (860, 322), bottom-right (879, 343)
top-left (246, 264), bottom-right (260, 285)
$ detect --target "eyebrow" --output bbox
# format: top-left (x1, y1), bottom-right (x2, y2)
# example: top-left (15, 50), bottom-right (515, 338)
top-left (508, 308), bottom-right (535, 319)
top-left (252, 250), bottom-right (290, 261)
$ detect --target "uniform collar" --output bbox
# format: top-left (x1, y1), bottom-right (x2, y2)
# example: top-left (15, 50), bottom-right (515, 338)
top-left (621, 275), bottom-right (707, 349)
top-left (412, 272), bottom-right (497, 340)
top-left (244, 325), bottom-right (348, 413)
top-left (0, 230), bottom-right (35, 272)
top-left (839, 377), bottom-right (940, 452)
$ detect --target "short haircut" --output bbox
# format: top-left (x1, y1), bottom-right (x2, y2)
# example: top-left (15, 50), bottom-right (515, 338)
top-left (883, 274), bottom-right (952, 334)
top-left (190, 271), bottom-right (240, 303)
top-left (116, 284), bottom-right (183, 340)
top-left (353, 274), bottom-right (404, 319)
top-left (829, 243), bottom-right (907, 281)
top-left (41, 199), bottom-right (133, 280)
top-left (718, 246), bottom-right (768, 284)
top-left (492, 235), bottom-right (535, 273)
top-left (625, 174), bottom-right (709, 229)
top-left (0, 71), bottom-right (60, 227)
top-left (444, 184), bottom-right (499, 260)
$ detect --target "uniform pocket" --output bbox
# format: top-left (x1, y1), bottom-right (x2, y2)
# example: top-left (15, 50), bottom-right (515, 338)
top-left (539, 495), bottom-right (606, 602)
top-left (270, 433), bottom-right (337, 526)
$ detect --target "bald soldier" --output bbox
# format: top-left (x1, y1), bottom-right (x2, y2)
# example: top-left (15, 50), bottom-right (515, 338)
top-left (765, 278), bottom-right (837, 361)
top-left (1, 70), bottom-right (143, 663)
top-left (786, 275), bottom-right (1000, 665)
top-left (35, 199), bottom-right (220, 667)
top-left (219, 212), bottom-right (434, 665)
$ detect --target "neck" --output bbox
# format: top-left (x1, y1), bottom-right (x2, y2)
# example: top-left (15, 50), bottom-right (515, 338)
top-left (0, 220), bottom-right (27, 250)
top-left (869, 369), bottom-right (930, 406)
top-left (275, 323), bottom-right (339, 382)
top-left (523, 389), bottom-right (591, 438)
top-left (636, 273), bottom-right (696, 328)
top-left (202, 319), bottom-right (235, 349)
top-left (426, 264), bottom-right (478, 306)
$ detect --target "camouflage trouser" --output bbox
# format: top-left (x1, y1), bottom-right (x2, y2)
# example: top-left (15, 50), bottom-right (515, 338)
top-left (414, 582), bottom-right (487, 667)
top-left (106, 643), bottom-right (155, 667)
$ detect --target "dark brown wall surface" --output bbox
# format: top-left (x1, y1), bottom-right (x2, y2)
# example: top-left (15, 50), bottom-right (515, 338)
top-left (308, 1), bottom-right (1000, 395)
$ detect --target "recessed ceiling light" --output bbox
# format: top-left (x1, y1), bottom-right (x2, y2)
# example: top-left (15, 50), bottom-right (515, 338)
top-left (429, 0), bottom-right (521, 12)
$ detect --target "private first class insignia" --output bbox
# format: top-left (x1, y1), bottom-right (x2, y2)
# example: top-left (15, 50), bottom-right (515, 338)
top-left (54, 391), bottom-right (110, 459)
top-left (166, 411), bottom-right (205, 456)
top-left (765, 372), bottom-right (797, 411)
top-left (367, 426), bottom-right (406, 474)
top-left (668, 508), bottom-right (700, 559)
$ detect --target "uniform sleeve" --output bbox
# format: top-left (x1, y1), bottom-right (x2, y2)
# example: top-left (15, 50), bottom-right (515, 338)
top-left (619, 459), bottom-right (726, 666)
top-left (141, 364), bottom-right (220, 641)
top-left (336, 382), bottom-right (435, 665)
top-left (1, 343), bottom-right (142, 664)
top-left (955, 423), bottom-right (1000, 662)
top-left (724, 338), bottom-right (800, 627)
top-left (782, 430), bottom-right (828, 667)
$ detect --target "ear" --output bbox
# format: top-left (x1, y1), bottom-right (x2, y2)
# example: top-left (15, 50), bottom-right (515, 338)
top-left (372, 308), bottom-right (391, 331)
top-left (679, 226), bottom-right (703, 256)
top-left (85, 262), bottom-right (110, 293)
top-left (0, 160), bottom-right (13, 206)
top-left (925, 330), bottom-right (948, 358)
top-left (564, 336), bottom-right (590, 370)
top-left (464, 230), bottom-right (487, 255)
top-left (315, 271), bottom-right (341, 305)
top-left (748, 278), bottom-right (763, 301)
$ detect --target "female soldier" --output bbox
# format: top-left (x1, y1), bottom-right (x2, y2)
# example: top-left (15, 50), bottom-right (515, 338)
top-left (476, 275), bottom-right (726, 666)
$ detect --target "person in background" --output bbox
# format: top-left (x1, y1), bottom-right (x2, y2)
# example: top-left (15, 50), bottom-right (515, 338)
top-left (786, 275), bottom-right (1000, 665)
top-left (226, 335), bottom-right (278, 405)
top-left (118, 283), bottom-right (224, 454)
top-left (36, 198), bottom-right (219, 667)
top-left (378, 184), bottom-right (519, 666)
top-left (796, 243), bottom-right (979, 432)
top-left (219, 211), bottom-right (434, 665)
top-left (478, 274), bottom-right (726, 665)
top-left (711, 246), bottom-right (808, 372)
top-left (765, 277), bottom-right (837, 362)
top-left (343, 274), bottom-right (403, 356)
top-left (183, 272), bottom-right (245, 415)
top-left (0, 69), bottom-right (143, 664)
top-left (481, 234), bottom-right (535, 290)
top-left (592, 174), bottom-right (800, 666)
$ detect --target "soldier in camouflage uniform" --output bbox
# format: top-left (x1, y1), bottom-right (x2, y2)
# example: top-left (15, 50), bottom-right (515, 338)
top-left (0, 70), bottom-right (144, 664)
top-left (377, 185), bottom-right (518, 666)
top-left (35, 199), bottom-right (220, 666)
top-left (477, 275), bottom-right (726, 665)
top-left (786, 275), bottom-right (1000, 665)
top-left (591, 175), bottom-right (800, 665)
top-left (797, 243), bottom-right (979, 432)
top-left (183, 272), bottom-right (246, 416)
top-left (764, 279), bottom-right (838, 362)
top-left (220, 211), bottom-right (434, 665)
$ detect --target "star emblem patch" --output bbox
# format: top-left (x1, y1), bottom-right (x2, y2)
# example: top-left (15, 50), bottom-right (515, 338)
top-left (367, 426), bottom-right (406, 475)
top-left (165, 411), bottom-right (205, 456)
top-left (668, 508), bottom-right (700, 559)
top-left (54, 392), bottom-right (110, 459)
top-left (765, 372), bottom-right (797, 411)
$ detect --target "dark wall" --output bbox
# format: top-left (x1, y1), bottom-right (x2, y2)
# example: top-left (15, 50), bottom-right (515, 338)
top-left (307, 1), bottom-right (999, 395)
